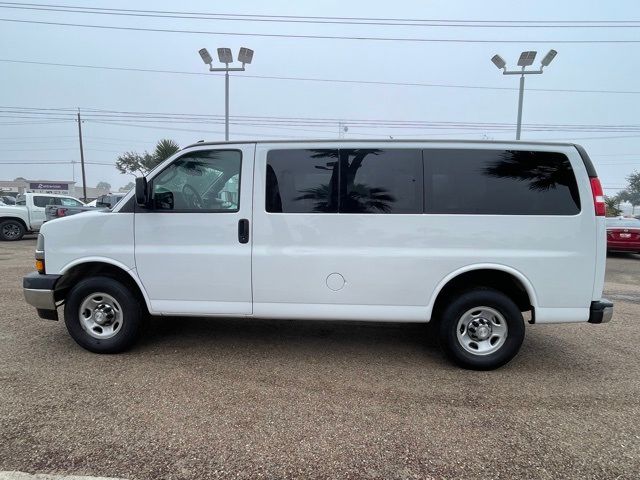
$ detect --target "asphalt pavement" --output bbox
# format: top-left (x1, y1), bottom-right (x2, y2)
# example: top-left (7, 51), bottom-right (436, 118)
top-left (1, 239), bottom-right (639, 479)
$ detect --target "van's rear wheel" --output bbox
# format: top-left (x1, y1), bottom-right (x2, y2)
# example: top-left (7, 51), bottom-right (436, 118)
top-left (438, 288), bottom-right (525, 370)
top-left (64, 276), bottom-right (142, 353)
top-left (0, 219), bottom-right (25, 241)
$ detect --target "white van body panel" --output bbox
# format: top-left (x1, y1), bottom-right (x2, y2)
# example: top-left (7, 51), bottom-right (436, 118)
top-left (251, 141), bottom-right (596, 324)
top-left (592, 216), bottom-right (607, 301)
top-left (133, 143), bottom-right (255, 316)
top-left (38, 209), bottom-right (157, 312)
top-left (39, 140), bottom-right (604, 325)
top-left (40, 210), bottom-right (135, 274)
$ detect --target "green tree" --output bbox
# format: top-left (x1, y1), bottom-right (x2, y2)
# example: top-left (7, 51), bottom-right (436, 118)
top-left (96, 181), bottom-right (111, 190)
top-left (119, 181), bottom-right (135, 192)
top-left (116, 139), bottom-right (180, 176)
top-left (622, 171), bottom-right (640, 213)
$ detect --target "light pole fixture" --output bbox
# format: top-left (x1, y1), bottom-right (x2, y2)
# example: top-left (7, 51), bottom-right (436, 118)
top-left (491, 49), bottom-right (557, 140)
top-left (199, 47), bottom-right (254, 141)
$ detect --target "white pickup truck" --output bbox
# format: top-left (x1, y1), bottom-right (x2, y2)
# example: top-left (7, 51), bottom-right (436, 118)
top-left (0, 192), bottom-right (84, 241)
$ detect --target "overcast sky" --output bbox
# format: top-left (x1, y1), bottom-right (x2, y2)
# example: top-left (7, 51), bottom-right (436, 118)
top-left (0, 0), bottom-right (638, 192)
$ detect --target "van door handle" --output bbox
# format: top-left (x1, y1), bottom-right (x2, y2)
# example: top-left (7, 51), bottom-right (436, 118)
top-left (238, 218), bottom-right (249, 244)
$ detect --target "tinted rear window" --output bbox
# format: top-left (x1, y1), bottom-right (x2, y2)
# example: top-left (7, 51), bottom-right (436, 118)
top-left (340, 149), bottom-right (423, 213)
top-left (266, 149), bottom-right (339, 213)
top-left (424, 149), bottom-right (581, 215)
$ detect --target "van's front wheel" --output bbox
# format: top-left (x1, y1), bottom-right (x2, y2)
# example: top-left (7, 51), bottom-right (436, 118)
top-left (64, 276), bottom-right (142, 353)
top-left (438, 288), bottom-right (525, 370)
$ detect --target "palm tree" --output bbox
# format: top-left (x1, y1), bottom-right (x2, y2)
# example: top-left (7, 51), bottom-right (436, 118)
top-left (604, 195), bottom-right (621, 217)
top-left (153, 139), bottom-right (180, 163)
top-left (115, 139), bottom-right (180, 176)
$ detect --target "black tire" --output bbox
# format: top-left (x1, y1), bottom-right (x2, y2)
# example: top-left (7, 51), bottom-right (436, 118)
top-left (438, 288), bottom-right (525, 370)
top-left (0, 219), bottom-right (25, 241)
top-left (64, 276), bottom-right (142, 353)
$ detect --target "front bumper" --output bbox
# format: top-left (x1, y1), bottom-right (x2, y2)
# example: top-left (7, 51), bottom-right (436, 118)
top-left (588, 299), bottom-right (614, 324)
top-left (23, 271), bottom-right (62, 320)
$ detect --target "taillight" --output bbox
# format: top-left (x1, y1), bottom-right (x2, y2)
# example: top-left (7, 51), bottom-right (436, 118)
top-left (56, 208), bottom-right (68, 217)
top-left (590, 177), bottom-right (605, 216)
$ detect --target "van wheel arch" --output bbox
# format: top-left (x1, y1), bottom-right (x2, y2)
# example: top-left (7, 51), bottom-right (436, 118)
top-left (431, 269), bottom-right (534, 324)
top-left (56, 262), bottom-right (149, 315)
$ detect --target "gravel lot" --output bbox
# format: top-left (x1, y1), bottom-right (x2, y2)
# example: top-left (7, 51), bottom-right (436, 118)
top-left (1, 239), bottom-right (639, 479)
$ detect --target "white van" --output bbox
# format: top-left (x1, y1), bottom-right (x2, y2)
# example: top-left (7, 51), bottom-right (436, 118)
top-left (23, 140), bottom-right (612, 369)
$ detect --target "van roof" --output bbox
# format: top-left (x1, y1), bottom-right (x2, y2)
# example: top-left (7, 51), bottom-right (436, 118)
top-left (186, 138), bottom-right (579, 149)
top-left (182, 139), bottom-right (596, 177)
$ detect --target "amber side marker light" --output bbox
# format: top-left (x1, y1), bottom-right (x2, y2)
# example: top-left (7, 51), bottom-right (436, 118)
top-left (35, 234), bottom-right (45, 273)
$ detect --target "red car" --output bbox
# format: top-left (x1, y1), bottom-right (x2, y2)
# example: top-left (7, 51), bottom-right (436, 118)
top-left (606, 216), bottom-right (640, 253)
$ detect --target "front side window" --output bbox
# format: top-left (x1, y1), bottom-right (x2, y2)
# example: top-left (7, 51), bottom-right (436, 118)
top-left (340, 149), bottom-right (423, 214)
top-left (424, 149), bottom-right (581, 215)
top-left (151, 150), bottom-right (241, 212)
top-left (59, 197), bottom-right (83, 207)
top-left (266, 149), bottom-right (339, 213)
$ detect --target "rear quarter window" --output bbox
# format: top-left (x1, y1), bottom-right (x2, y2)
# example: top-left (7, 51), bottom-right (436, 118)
top-left (424, 149), bottom-right (581, 215)
top-left (33, 196), bottom-right (54, 208)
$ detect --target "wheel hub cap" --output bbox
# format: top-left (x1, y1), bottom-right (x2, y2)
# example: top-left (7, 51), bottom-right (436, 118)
top-left (456, 306), bottom-right (509, 356)
top-left (78, 293), bottom-right (123, 339)
top-left (93, 304), bottom-right (115, 325)
top-left (468, 318), bottom-right (492, 341)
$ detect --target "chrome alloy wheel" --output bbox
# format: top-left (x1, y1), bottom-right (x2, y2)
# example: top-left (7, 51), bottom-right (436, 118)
top-left (456, 306), bottom-right (508, 356)
top-left (78, 292), bottom-right (123, 339)
top-left (2, 223), bottom-right (21, 239)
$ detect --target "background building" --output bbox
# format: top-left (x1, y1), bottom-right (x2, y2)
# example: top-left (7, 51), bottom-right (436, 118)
top-left (0, 178), bottom-right (109, 200)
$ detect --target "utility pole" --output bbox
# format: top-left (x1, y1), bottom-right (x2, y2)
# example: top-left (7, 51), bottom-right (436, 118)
top-left (491, 50), bottom-right (557, 140)
top-left (77, 109), bottom-right (87, 202)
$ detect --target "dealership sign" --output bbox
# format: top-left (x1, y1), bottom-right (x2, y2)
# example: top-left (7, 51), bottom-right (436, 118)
top-left (29, 182), bottom-right (69, 190)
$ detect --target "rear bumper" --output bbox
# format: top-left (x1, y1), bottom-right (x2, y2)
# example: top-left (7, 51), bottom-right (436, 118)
top-left (607, 242), bottom-right (640, 252)
top-left (588, 299), bottom-right (613, 324)
top-left (23, 271), bottom-right (62, 320)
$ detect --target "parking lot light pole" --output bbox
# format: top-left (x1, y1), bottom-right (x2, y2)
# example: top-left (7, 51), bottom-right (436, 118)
top-left (491, 49), bottom-right (557, 140)
top-left (199, 47), bottom-right (254, 141)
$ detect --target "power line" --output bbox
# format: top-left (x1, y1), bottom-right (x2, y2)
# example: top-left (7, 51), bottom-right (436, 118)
top-left (2, 59), bottom-right (640, 96)
top-left (87, 119), bottom-right (314, 139)
top-left (2, 17), bottom-right (639, 43)
top-left (3, 106), bottom-right (640, 134)
top-left (0, 161), bottom-right (71, 164)
top-left (0, 2), bottom-right (637, 28)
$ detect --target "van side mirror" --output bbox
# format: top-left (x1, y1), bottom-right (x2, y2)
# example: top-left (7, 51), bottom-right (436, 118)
top-left (135, 177), bottom-right (149, 207)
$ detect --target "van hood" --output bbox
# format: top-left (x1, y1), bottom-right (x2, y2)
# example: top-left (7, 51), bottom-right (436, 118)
top-left (40, 208), bottom-right (109, 235)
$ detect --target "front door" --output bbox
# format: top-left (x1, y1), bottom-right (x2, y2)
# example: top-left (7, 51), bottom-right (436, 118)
top-left (134, 145), bottom-right (254, 316)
